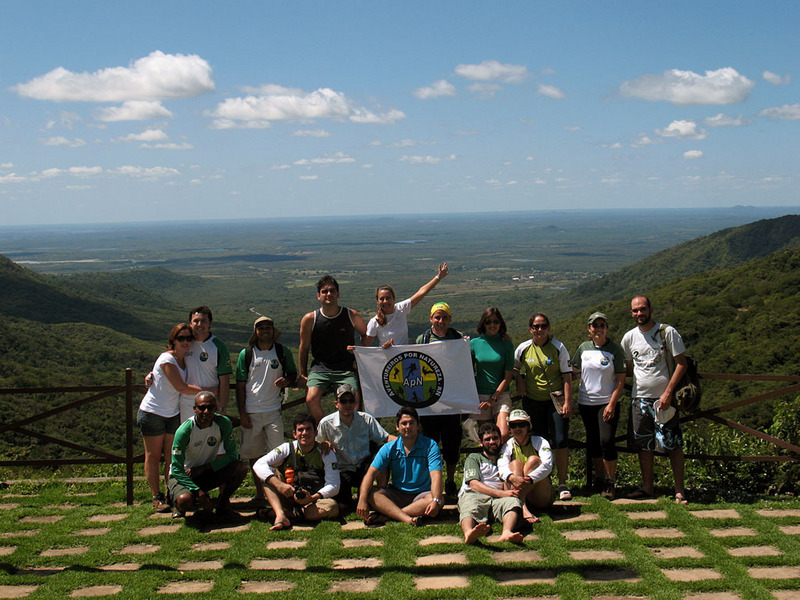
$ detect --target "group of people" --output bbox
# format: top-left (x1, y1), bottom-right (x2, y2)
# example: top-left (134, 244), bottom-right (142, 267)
top-left (136, 266), bottom-right (691, 538)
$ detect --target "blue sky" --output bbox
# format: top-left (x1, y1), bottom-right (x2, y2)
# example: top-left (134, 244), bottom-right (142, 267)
top-left (1, 1), bottom-right (798, 225)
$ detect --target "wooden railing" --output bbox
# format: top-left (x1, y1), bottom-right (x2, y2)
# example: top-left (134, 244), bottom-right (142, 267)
top-left (1, 370), bottom-right (798, 505)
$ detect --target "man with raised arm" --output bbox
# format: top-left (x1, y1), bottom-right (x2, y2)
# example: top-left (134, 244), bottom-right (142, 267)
top-left (317, 383), bottom-right (396, 508)
top-left (236, 316), bottom-right (297, 503)
top-left (298, 275), bottom-right (367, 423)
top-left (621, 295), bottom-right (689, 504)
top-left (458, 423), bottom-right (524, 544)
top-left (168, 392), bottom-right (248, 520)
top-left (357, 406), bottom-right (443, 526)
top-left (252, 412), bottom-right (340, 530)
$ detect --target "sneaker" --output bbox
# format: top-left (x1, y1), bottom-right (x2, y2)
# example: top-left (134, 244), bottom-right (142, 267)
top-left (558, 484), bottom-right (572, 501)
top-left (445, 480), bottom-right (457, 499)
top-left (152, 494), bottom-right (170, 513)
top-left (171, 508), bottom-right (185, 520)
top-left (601, 480), bottom-right (616, 500)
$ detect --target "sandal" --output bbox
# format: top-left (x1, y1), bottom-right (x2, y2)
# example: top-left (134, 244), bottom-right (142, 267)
top-left (558, 484), bottom-right (572, 501)
top-left (674, 492), bottom-right (689, 505)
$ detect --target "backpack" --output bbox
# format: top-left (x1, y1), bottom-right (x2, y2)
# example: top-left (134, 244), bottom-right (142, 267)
top-left (659, 324), bottom-right (701, 413)
top-left (244, 343), bottom-right (296, 385)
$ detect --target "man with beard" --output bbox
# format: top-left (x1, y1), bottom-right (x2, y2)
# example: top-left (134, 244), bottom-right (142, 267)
top-left (458, 423), bottom-right (524, 544)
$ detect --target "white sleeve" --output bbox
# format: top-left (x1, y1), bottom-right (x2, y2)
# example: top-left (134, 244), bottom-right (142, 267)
top-left (497, 440), bottom-right (514, 481)
top-left (665, 325), bottom-right (686, 357)
top-left (317, 449), bottom-right (341, 498)
top-left (528, 436), bottom-right (553, 482)
top-left (252, 442), bottom-right (291, 482)
top-left (553, 339), bottom-right (571, 373)
top-left (513, 340), bottom-right (532, 369)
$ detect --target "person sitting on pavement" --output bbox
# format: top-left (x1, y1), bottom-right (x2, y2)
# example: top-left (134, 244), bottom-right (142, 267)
top-left (167, 391), bottom-right (248, 520)
top-left (458, 423), bottom-right (524, 544)
top-left (497, 409), bottom-right (553, 524)
top-left (316, 383), bottom-right (396, 509)
top-left (253, 412), bottom-right (340, 530)
top-left (357, 406), bottom-right (443, 526)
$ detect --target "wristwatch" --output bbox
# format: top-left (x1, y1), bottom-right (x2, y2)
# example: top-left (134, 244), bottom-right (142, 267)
top-left (432, 497), bottom-right (444, 505)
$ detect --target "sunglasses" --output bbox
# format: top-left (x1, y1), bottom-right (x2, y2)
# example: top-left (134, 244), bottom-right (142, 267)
top-left (530, 324), bottom-right (549, 331)
top-left (194, 405), bottom-right (215, 412)
top-left (176, 335), bottom-right (194, 342)
top-left (337, 396), bottom-right (357, 405)
top-left (509, 422), bottom-right (528, 429)
top-left (485, 319), bottom-right (501, 325)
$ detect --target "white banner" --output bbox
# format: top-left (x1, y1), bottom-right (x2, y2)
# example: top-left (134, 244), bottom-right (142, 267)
top-left (354, 339), bottom-right (480, 418)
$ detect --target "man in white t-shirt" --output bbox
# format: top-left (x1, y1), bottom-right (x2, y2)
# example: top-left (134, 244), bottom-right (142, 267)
top-left (236, 316), bottom-right (297, 501)
top-left (620, 295), bottom-right (688, 504)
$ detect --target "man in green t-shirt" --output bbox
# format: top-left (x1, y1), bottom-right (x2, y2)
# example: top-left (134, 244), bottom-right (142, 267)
top-left (458, 423), bottom-right (524, 544)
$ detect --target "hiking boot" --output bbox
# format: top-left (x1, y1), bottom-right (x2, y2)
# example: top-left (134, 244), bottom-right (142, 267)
top-left (152, 493), bottom-right (170, 513)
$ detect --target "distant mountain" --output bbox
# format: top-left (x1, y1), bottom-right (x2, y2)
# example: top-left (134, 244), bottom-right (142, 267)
top-left (550, 214), bottom-right (800, 318)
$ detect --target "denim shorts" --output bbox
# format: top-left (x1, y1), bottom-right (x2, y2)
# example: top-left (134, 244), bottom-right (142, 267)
top-left (137, 409), bottom-right (180, 437)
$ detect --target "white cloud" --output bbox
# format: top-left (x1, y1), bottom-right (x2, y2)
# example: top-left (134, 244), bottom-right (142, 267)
top-left (704, 113), bottom-right (745, 127)
top-left (603, 142), bottom-right (623, 149)
top-left (455, 60), bottom-right (529, 83)
top-left (292, 129), bottom-right (330, 137)
top-left (95, 100), bottom-right (173, 122)
top-left (114, 129), bottom-right (169, 143)
top-left (763, 70), bottom-right (791, 85)
top-left (372, 139), bottom-right (436, 148)
top-left (683, 150), bottom-right (704, 159)
top-left (759, 104), bottom-right (800, 120)
top-left (0, 172), bottom-right (27, 183)
top-left (299, 175), bottom-right (318, 180)
top-left (631, 134), bottom-right (661, 148)
top-left (0, 163), bottom-right (15, 168)
top-left (655, 120), bottom-right (708, 140)
top-left (13, 51), bottom-right (214, 102)
top-left (620, 67), bottom-right (754, 105)
top-left (400, 154), bottom-right (455, 165)
top-left (69, 166), bottom-right (104, 177)
top-left (111, 165), bottom-right (180, 178)
top-left (414, 79), bottom-right (457, 99)
top-left (563, 126), bottom-right (582, 132)
top-left (293, 152), bottom-right (356, 166)
top-left (141, 142), bottom-right (193, 150)
top-left (468, 82), bottom-right (502, 98)
top-left (537, 84), bottom-right (565, 99)
top-left (40, 136), bottom-right (86, 148)
top-left (209, 86), bottom-right (405, 128)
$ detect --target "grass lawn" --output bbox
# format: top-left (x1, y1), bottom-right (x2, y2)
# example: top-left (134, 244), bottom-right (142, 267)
top-left (1, 479), bottom-right (799, 599)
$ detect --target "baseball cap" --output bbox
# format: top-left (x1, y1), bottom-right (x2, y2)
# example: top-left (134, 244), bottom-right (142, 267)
top-left (507, 409), bottom-right (531, 425)
top-left (249, 316), bottom-right (281, 345)
top-left (430, 302), bottom-right (451, 317)
top-left (587, 311), bottom-right (608, 325)
top-left (336, 383), bottom-right (356, 400)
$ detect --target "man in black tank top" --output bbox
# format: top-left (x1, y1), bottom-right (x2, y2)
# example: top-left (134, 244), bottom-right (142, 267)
top-left (299, 275), bottom-right (367, 422)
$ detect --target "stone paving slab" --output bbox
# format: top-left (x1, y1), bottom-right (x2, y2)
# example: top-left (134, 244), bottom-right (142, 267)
top-left (96, 563), bottom-right (140, 572)
top-left (650, 546), bottom-right (705, 558)
top-left (158, 581), bottom-right (214, 594)
top-left (584, 569), bottom-right (640, 583)
top-left (554, 512), bottom-right (599, 523)
top-left (708, 527), bottom-right (757, 538)
top-left (493, 550), bottom-right (542, 563)
top-left (416, 552), bottom-right (467, 566)
top-left (341, 520), bottom-right (368, 531)
top-left (193, 542), bottom-right (231, 551)
top-left (138, 524), bottom-right (181, 536)
top-left (662, 568), bottom-right (722, 582)
top-left (266, 539), bottom-right (307, 550)
top-left (780, 525), bottom-right (800, 535)
top-left (0, 546), bottom-right (16, 557)
top-left (772, 591), bottom-right (800, 600)
top-left (199, 522), bottom-right (251, 534)
top-left (0, 586), bottom-right (38, 599)
top-left (414, 574), bottom-right (470, 590)
top-left (40, 546), bottom-right (89, 557)
top-left (728, 545), bottom-right (782, 557)
top-left (747, 566), bottom-right (800, 579)
top-left (72, 528), bottom-right (111, 537)
top-left (683, 593), bottom-right (742, 600)
top-left (16, 567), bottom-right (67, 575)
top-left (593, 596), bottom-right (648, 600)
top-left (328, 578), bottom-right (380, 593)
top-left (419, 535), bottom-right (462, 546)
top-left (570, 550), bottom-right (625, 561)
top-left (496, 570), bottom-right (557, 586)
top-left (0, 530), bottom-right (38, 539)
top-left (0, 504), bottom-right (20, 510)
top-left (626, 511), bottom-right (668, 520)
top-left (562, 529), bottom-right (615, 541)
top-left (342, 538), bottom-right (383, 548)
top-left (249, 558), bottom-right (306, 570)
top-left (690, 509), bottom-right (741, 519)
top-left (89, 514), bottom-right (127, 523)
top-left (20, 515), bottom-right (63, 524)
top-left (756, 509), bottom-right (800, 518)
top-left (333, 557), bottom-right (383, 570)
top-left (613, 497), bottom-right (659, 505)
top-left (178, 560), bottom-right (224, 571)
top-left (70, 586), bottom-right (123, 598)
top-left (115, 544), bottom-right (159, 555)
top-left (238, 581), bottom-right (294, 594)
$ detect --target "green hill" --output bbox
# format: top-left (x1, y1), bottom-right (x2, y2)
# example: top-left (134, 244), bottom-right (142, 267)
top-left (550, 214), bottom-right (800, 318)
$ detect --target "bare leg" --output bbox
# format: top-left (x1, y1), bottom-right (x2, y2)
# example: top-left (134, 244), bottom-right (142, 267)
top-left (670, 448), bottom-right (685, 496)
top-left (218, 461), bottom-right (248, 503)
top-left (302, 499), bottom-right (339, 521)
top-left (369, 489), bottom-right (432, 523)
top-left (496, 412), bottom-right (510, 442)
top-left (554, 447), bottom-right (569, 486)
top-left (525, 478), bottom-right (553, 511)
top-left (461, 517), bottom-right (491, 544)
top-left (603, 458), bottom-right (617, 482)
top-left (263, 479), bottom-right (291, 530)
top-left (638, 450), bottom-right (655, 494)
top-left (498, 509), bottom-right (524, 543)
top-left (304, 387), bottom-right (324, 424)
top-left (161, 434), bottom-right (173, 490)
top-left (142, 435), bottom-right (166, 497)
top-left (249, 459), bottom-right (264, 500)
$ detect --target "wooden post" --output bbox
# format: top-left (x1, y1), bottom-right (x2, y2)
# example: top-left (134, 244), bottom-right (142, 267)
top-left (125, 368), bottom-right (134, 506)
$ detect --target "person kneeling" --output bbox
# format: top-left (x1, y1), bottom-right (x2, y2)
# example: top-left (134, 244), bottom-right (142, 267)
top-left (459, 423), bottom-right (524, 544)
top-left (356, 407), bottom-right (443, 526)
top-left (253, 413), bottom-right (340, 530)
top-left (168, 392), bottom-right (248, 520)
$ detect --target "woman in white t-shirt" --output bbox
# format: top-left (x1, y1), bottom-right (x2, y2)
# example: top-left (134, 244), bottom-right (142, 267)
top-left (137, 323), bottom-right (209, 512)
top-left (363, 262), bottom-right (448, 347)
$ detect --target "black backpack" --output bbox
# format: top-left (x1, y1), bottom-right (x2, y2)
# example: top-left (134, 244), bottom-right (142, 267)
top-left (243, 343), bottom-right (296, 386)
top-left (659, 324), bottom-right (701, 413)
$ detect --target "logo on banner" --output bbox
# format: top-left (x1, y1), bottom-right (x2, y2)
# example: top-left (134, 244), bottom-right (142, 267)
top-left (382, 351), bottom-right (444, 408)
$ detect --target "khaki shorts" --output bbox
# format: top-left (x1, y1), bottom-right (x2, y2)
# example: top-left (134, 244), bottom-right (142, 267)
top-left (458, 490), bottom-right (522, 523)
top-left (474, 392), bottom-right (512, 419)
top-left (240, 410), bottom-right (284, 459)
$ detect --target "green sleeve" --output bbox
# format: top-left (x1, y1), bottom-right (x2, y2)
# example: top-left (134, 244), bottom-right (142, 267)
top-left (235, 349), bottom-right (248, 382)
top-left (283, 346), bottom-right (297, 377)
top-left (462, 453), bottom-right (483, 484)
top-left (210, 415), bottom-right (238, 471)
top-left (170, 421), bottom-right (198, 492)
top-left (213, 337), bottom-right (233, 376)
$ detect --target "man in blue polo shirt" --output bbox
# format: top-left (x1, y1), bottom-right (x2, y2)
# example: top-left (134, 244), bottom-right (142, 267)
top-left (356, 406), bottom-right (443, 526)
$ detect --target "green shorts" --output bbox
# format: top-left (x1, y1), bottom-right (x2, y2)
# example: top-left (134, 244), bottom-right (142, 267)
top-left (306, 370), bottom-right (359, 393)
